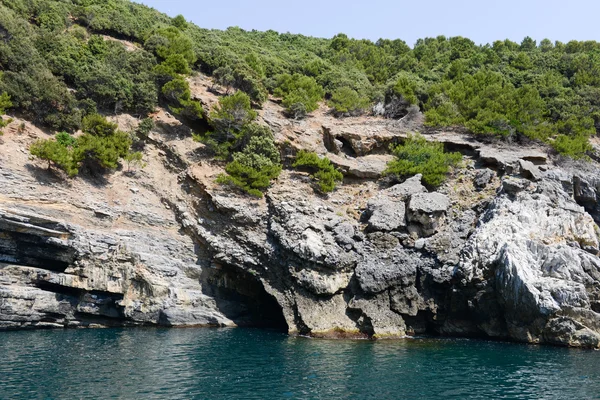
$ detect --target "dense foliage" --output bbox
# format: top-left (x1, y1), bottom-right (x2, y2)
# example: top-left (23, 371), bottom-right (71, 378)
top-left (206, 93), bottom-right (282, 196)
top-left (30, 114), bottom-right (133, 176)
top-left (1, 0), bottom-right (600, 158)
top-left (384, 133), bottom-right (462, 188)
top-left (292, 151), bottom-right (344, 193)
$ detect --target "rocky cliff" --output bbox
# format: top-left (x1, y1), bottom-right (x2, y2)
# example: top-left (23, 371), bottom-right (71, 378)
top-left (1, 75), bottom-right (600, 348)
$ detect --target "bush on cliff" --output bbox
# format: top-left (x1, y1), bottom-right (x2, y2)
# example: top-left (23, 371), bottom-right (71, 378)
top-left (384, 133), bottom-right (462, 188)
top-left (216, 124), bottom-right (282, 197)
top-left (0, 92), bottom-right (13, 133)
top-left (328, 87), bottom-right (370, 117)
top-left (30, 114), bottom-right (132, 176)
top-left (203, 91), bottom-right (258, 157)
top-left (29, 138), bottom-right (78, 176)
top-left (292, 150), bottom-right (343, 193)
top-left (273, 73), bottom-right (324, 119)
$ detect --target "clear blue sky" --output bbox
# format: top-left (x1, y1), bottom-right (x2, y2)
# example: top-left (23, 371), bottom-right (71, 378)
top-left (134, 0), bottom-right (600, 46)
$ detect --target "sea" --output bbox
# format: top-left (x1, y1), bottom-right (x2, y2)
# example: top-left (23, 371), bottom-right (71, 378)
top-left (0, 328), bottom-right (598, 399)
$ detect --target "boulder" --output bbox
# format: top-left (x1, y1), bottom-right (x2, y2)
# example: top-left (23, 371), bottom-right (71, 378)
top-left (502, 177), bottom-right (530, 195)
top-left (473, 168), bottom-right (495, 189)
top-left (518, 159), bottom-right (543, 182)
top-left (407, 192), bottom-right (451, 237)
top-left (385, 174), bottom-right (427, 200)
top-left (365, 197), bottom-right (406, 232)
top-left (355, 248), bottom-right (431, 294)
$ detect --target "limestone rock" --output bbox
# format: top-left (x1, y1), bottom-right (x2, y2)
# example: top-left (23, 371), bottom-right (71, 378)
top-left (519, 159), bottom-right (543, 181)
top-left (385, 174), bottom-right (427, 199)
top-left (502, 177), bottom-right (530, 195)
top-left (474, 168), bottom-right (495, 189)
top-left (457, 178), bottom-right (600, 347)
top-left (348, 293), bottom-right (406, 337)
top-left (355, 247), bottom-right (432, 294)
top-left (365, 197), bottom-right (406, 232)
top-left (407, 192), bottom-right (450, 237)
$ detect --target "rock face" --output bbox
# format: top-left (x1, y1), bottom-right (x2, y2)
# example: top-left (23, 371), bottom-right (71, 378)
top-left (407, 192), bottom-right (451, 237)
top-left (1, 79), bottom-right (600, 348)
top-left (457, 176), bottom-right (600, 347)
top-left (0, 208), bottom-right (232, 329)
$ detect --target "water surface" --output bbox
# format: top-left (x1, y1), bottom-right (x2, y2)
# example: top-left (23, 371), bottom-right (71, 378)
top-left (0, 328), bottom-right (598, 399)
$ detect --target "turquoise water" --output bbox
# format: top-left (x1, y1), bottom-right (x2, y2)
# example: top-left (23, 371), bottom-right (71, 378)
top-left (0, 328), bottom-right (598, 400)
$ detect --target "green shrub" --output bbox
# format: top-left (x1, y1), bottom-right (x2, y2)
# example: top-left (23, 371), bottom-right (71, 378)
top-left (208, 91), bottom-right (257, 144)
top-left (292, 150), bottom-right (343, 193)
top-left (73, 130), bottom-right (132, 172)
top-left (30, 138), bottom-right (78, 176)
top-left (0, 92), bottom-right (13, 133)
top-left (216, 124), bottom-right (281, 197)
top-left (551, 134), bottom-right (592, 159)
top-left (55, 132), bottom-right (76, 147)
top-left (384, 133), bottom-right (462, 188)
top-left (329, 87), bottom-right (370, 117)
top-left (124, 151), bottom-right (146, 171)
top-left (160, 77), bottom-right (203, 120)
top-left (82, 113), bottom-right (118, 137)
top-left (31, 114), bottom-right (132, 176)
top-left (136, 117), bottom-right (154, 138)
top-left (273, 73), bottom-right (324, 118)
top-left (212, 65), bottom-right (235, 93)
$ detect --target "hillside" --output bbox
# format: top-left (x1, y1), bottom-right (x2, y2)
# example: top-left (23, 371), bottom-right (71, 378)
top-left (1, 0), bottom-right (600, 348)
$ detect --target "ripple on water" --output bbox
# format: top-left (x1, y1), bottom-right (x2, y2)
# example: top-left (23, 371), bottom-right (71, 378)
top-left (0, 329), bottom-right (598, 400)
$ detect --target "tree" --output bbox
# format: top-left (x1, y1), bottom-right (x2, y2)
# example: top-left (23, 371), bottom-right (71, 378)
top-left (73, 130), bottom-right (132, 173)
top-left (55, 132), bottom-right (76, 147)
top-left (161, 77), bottom-right (190, 104)
top-left (124, 151), bottom-right (146, 171)
top-left (208, 91), bottom-right (257, 143)
top-left (172, 15), bottom-right (188, 30)
top-left (144, 27), bottom-right (196, 66)
top-left (212, 65), bottom-right (235, 93)
top-left (82, 114), bottom-right (118, 137)
top-left (29, 138), bottom-right (78, 176)
top-left (216, 124), bottom-right (281, 197)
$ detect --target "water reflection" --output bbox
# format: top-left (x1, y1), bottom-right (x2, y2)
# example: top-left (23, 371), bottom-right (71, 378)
top-left (0, 329), bottom-right (597, 399)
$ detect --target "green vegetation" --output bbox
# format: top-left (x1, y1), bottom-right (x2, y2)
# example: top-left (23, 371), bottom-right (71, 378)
top-left (203, 91), bottom-right (258, 158)
top-left (124, 151), bottom-right (146, 171)
top-left (292, 151), bottom-right (343, 193)
top-left (204, 93), bottom-right (281, 196)
top-left (216, 128), bottom-right (282, 197)
top-left (30, 114), bottom-right (132, 176)
top-left (2, 0), bottom-right (600, 165)
top-left (0, 92), bottom-right (13, 133)
top-left (329, 87), bottom-right (370, 117)
top-left (384, 133), bottom-right (462, 188)
top-left (272, 73), bottom-right (325, 118)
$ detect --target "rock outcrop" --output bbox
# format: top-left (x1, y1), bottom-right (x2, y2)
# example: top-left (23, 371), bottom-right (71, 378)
top-left (1, 76), bottom-right (600, 348)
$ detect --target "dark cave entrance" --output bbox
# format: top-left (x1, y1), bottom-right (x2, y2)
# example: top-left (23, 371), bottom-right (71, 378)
top-left (336, 136), bottom-right (357, 157)
top-left (2, 232), bottom-right (76, 273)
top-left (201, 265), bottom-right (288, 332)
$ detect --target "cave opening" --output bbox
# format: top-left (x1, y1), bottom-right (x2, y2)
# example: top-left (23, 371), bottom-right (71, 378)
top-left (201, 265), bottom-right (288, 332)
top-left (335, 136), bottom-right (357, 157)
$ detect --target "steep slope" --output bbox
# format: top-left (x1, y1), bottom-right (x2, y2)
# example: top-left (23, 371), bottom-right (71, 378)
top-left (1, 0), bottom-right (600, 348)
top-left (2, 76), bottom-right (600, 347)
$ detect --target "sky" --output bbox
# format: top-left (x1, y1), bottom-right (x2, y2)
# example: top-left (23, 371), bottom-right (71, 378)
top-left (134, 0), bottom-right (600, 46)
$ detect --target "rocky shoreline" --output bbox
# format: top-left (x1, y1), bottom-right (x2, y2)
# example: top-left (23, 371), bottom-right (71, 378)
top-left (1, 76), bottom-right (600, 348)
